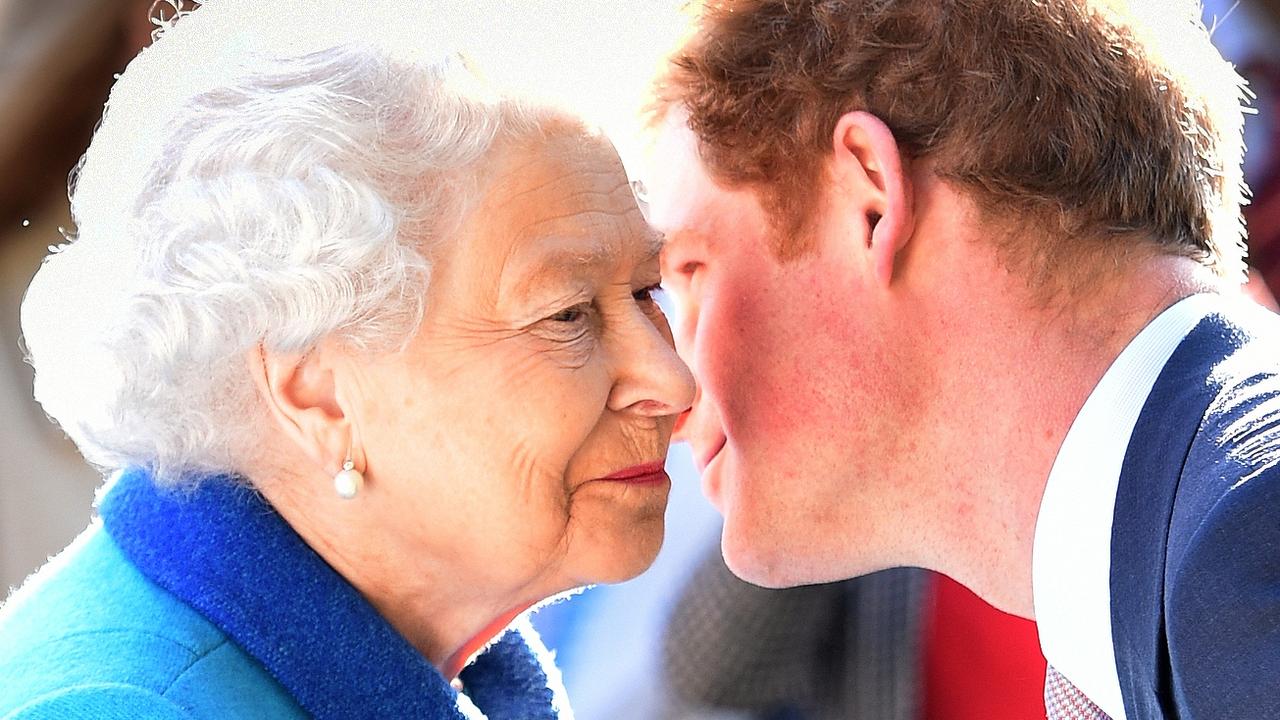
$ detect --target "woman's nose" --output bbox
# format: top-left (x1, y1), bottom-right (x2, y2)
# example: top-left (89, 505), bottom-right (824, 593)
top-left (607, 319), bottom-right (696, 418)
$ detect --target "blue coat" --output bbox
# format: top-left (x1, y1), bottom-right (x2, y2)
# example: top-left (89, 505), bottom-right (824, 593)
top-left (0, 470), bottom-right (569, 719)
top-left (1111, 304), bottom-right (1280, 719)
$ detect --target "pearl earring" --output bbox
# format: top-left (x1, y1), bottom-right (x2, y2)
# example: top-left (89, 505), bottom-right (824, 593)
top-left (334, 448), bottom-right (364, 500)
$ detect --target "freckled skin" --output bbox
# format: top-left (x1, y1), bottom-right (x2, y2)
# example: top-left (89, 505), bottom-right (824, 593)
top-left (335, 121), bottom-right (694, 663)
top-left (645, 108), bottom-right (1217, 616)
top-left (649, 120), bottom-right (924, 586)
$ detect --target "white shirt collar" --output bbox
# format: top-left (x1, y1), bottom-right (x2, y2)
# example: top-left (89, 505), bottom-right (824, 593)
top-left (1032, 293), bottom-right (1218, 720)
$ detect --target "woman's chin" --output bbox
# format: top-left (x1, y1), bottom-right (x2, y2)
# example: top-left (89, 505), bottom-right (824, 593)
top-left (572, 518), bottom-right (666, 586)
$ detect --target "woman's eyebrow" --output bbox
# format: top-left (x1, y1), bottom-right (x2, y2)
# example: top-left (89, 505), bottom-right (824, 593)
top-left (642, 229), bottom-right (666, 259)
top-left (504, 240), bottom-right (615, 303)
top-left (507, 232), bottom-right (665, 302)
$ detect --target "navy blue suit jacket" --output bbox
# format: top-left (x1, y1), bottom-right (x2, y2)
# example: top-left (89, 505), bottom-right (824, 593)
top-left (1112, 304), bottom-right (1280, 719)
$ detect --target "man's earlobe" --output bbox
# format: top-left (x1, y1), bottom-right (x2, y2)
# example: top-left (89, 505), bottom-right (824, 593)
top-left (831, 111), bottom-right (914, 287)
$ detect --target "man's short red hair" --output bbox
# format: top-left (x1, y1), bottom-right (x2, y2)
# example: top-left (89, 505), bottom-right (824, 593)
top-left (652, 0), bottom-right (1248, 278)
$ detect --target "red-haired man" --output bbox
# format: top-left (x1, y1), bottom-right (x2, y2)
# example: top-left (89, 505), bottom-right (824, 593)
top-left (645, 2), bottom-right (1280, 718)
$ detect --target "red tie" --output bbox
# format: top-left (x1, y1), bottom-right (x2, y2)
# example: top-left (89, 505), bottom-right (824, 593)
top-left (1044, 666), bottom-right (1112, 720)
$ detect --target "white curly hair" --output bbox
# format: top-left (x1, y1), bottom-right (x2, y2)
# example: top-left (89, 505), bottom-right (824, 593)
top-left (21, 0), bottom-right (546, 484)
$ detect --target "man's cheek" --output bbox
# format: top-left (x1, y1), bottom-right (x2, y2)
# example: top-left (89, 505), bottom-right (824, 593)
top-left (663, 295), bottom-right (698, 358)
top-left (697, 321), bottom-right (755, 400)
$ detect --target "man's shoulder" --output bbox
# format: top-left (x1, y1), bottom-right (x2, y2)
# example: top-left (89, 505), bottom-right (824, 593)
top-left (1160, 453), bottom-right (1280, 718)
top-left (1116, 299), bottom-right (1280, 533)
top-left (0, 524), bottom-right (303, 718)
top-left (1204, 298), bottom-right (1280, 402)
top-left (1146, 301), bottom-right (1280, 718)
top-left (1169, 301), bottom-right (1280, 548)
top-left (1110, 301), bottom-right (1280, 719)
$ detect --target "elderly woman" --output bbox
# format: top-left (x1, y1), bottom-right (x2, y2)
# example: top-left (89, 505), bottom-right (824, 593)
top-left (0, 2), bottom-right (693, 718)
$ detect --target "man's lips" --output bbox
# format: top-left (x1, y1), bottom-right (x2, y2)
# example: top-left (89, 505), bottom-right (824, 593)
top-left (695, 435), bottom-right (727, 472)
top-left (673, 409), bottom-right (691, 439)
top-left (592, 460), bottom-right (669, 484)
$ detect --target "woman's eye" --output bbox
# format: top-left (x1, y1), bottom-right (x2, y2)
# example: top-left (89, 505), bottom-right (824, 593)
top-left (633, 283), bottom-right (665, 306)
top-left (549, 305), bottom-right (588, 324)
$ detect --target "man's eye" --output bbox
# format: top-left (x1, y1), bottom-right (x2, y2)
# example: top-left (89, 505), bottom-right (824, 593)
top-left (677, 261), bottom-right (701, 279)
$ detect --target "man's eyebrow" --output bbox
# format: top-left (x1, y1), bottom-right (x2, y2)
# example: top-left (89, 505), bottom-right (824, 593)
top-left (655, 226), bottom-right (698, 254)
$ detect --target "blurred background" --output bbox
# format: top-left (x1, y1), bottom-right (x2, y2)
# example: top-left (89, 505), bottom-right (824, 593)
top-left (0, 1), bottom-right (1276, 719)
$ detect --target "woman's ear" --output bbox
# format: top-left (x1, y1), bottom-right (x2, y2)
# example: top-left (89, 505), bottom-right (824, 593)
top-left (247, 343), bottom-right (349, 476)
top-left (830, 111), bottom-right (914, 287)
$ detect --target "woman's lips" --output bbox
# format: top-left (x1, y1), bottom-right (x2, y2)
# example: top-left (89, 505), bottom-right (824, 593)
top-left (594, 460), bottom-right (669, 484)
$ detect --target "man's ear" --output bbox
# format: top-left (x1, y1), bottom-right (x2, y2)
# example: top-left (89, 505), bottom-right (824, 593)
top-left (830, 111), bottom-right (914, 287)
top-left (247, 343), bottom-right (350, 477)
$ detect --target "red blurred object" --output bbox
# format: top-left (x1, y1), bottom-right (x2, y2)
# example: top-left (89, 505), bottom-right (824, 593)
top-left (1245, 268), bottom-right (1279, 311)
top-left (922, 574), bottom-right (1049, 720)
top-left (1245, 61), bottom-right (1280, 298)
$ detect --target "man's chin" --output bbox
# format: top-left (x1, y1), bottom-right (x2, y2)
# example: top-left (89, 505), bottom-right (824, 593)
top-left (719, 518), bottom-right (814, 589)
top-left (719, 506), bottom-right (891, 588)
top-left (696, 439), bottom-right (729, 510)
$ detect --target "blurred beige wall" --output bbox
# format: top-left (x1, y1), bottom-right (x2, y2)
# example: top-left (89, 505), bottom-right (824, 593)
top-left (0, 0), bottom-right (149, 595)
top-left (0, 202), bottom-right (100, 595)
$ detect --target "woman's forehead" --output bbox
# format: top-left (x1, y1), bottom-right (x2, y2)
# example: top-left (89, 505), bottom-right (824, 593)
top-left (440, 127), bottom-right (660, 298)
top-left (485, 127), bottom-right (630, 205)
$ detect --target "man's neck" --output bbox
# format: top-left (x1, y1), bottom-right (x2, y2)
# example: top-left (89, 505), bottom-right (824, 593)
top-left (911, 252), bottom-right (1219, 617)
